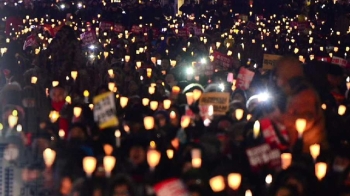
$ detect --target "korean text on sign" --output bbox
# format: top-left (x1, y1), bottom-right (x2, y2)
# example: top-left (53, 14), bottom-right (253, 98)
top-left (93, 92), bottom-right (119, 129)
top-left (262, 54), bottom-right (282, 70)
top-left (199, 92), bottom-right (230, 115)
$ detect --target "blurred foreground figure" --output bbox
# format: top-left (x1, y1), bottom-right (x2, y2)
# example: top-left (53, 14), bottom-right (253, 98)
top-left (273, 56), bottom-right (327, 152)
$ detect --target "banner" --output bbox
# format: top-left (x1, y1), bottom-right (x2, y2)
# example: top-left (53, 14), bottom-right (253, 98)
top-left (331, 56), bottom-right (347, 67)
top-left (93, 92), bottom-right (118, 129)
top-left (262, 54), bottom-right (282, 70)
top-left (236, 67), bottom-right (255, 90)
top-left (114, 24), bottom-right (125, 33)
top-left (199, 92), bottom-right (230, 115)
top-left (23, 35), bottom-right (37, 50)
top-left (5, 17), bottom-right (21, 35)
top-left (315, 56), bottom-right (332, 63)
top-left (246, 143), bottom-right (281, 172)
top-left (80, 30), bottom-right (97, 47)
top-left (175, 28), bottom-right (188, 38)
top-left (154, 178), bottom-right (189, 196)
top-left (131, 25), bottom-right (143, 34)
top-left (213, 51), bottom-right (233, 70)
top-left (99, 21), bottom-right (114, 31)
top-left (246, 21), bottom-right (257, 30)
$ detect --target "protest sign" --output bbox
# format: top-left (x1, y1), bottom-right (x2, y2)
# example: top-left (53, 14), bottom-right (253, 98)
top-left (114, 24), bottom-right (125, 33)
top-left (23, 35), bottom-right (37, 50)
top-left (175, 28), bottom-right (188, 38)
top-left (262, 54), bottom-right (282, 70)
top-left (154, 178), bottom-right (189, 196)
top-left (246, 143), bottom-right (281, 171)
top-left (239, 14), bottom-right (248, 22)
top-left (246, 118), bottom-right (289, 172)
top-left (80, 30), bottom-right (97, 47)
top-left (235, 67), bottom-right (255, 90)
top-left (315, 56), bottom-right (332, 63)
top-left (199, 92), bottom-right (229, 115)
top-left (331, 56), bottom-right (347, 67)
top-left (99, 21), bottom-right (114, 31)
top-left (93, 92), bottom-right (118, 129)
top-left (213, 51), bottom-right (233, 70)
top-left (194, 62), bottom-right (214, 76)
top-left (131, 25), bottom-right (143, 34)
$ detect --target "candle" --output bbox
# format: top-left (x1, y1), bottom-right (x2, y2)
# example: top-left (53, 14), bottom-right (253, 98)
top-left (103, 156), bottom-right (116, 177)
top-left (65, 96), bottom-right (71, 104)
top-left (170, 111), bottom-right (176, 119)
top-left (172, 86), bottom-right (180, 94)
top-left (150, 101), bottom-right (158, 111)
top-left (281, 153), bottom-right (292, 169)
top-left (166, 149), bottom-right (174, 159)
top-left (103, 144), bottom-right (113, 155)
top-left (125, 55), bottom-right (130, 63)
top-left (227, 173), bottom-right (241, 190)
top-left (83, 90), bottom-right (89, 103)
top-left (52, 81), bottom-right (59, 87)
top-left (315, 162), bottom-right (327, 180)
top-left (108, 82), bottom-right (115, 91)
top-left (43, 148), bottom-right (56, 168)
top-left (151, 57), bottom-right (156, 64)
top-left (148, 86), bottom-right (155, 94)
top-left (83, 157), bottom-right (97, 177)
top-left (163, 99), bottom-right (171, 110)
top-left (191, 149), bottom-right (201, 168)
top-left (186, 92), bottom-right (194, 105)
top-left (170, 60), bottom-right (176, 67)
top-left (310, 144), bottom-right (320, 161)
top-left (181, 116), bottom-right (191, 128)
top-left (120, 97), bottom-right (128, 108)
top-left (235, 109), bottom-right (244, 121)
top-left (59, 129), bottom-right (65, 139)
top-left (346, 77), bottom-right (350, 90)
top-left (253, 121), bottom-right (260, 138)
top-left (71, 71), bottom-right (78, 81)
top-left (338, 105), bottom-right (346, 116)
top-left (114, 130), bottom-right (121, 147)
top-left (31, 76), bottom-right (38, 84)
top-left (73, 107), bottom-right (82, 118)
top-left (209, 176), bottom-right (225, 192)
top-left (245, 190), bottom-right (253, 196)
top-left (49, 111), bottom-right (60, 123)
top-left (144, 116), bottom-right (155, 130)
top-left (108, 69), bottom-right (113, 78)
top-left (147, 68), bottom-right (152, 78)
top-left (193, 89), bottom-right (202, 101)
top-left (136, 61), bottom-right (142, 68)
top-left (147, 149), bottom-right (161, 171)
top-left (295, 118), bottom-right (307, 138)
top-left (265, 174), bottom-right (272, 185)
top-left (142, 98), bottom-right (150, 106)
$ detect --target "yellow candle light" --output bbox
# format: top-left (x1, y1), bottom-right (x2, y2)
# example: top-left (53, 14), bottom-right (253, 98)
top-left (227, 173), bottom-right (242, 190)
top-left (209, 176), bottom-right (225, 192)
top-left (120, 97), bottom-right (128, 108)
top-left (83, 156), bottom-right (97, 177)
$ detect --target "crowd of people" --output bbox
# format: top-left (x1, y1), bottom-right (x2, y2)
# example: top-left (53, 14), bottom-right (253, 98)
top-left (0, 0), bottom-right (350, 195)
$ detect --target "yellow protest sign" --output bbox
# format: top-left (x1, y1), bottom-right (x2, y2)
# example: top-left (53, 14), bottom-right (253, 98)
top-left (199, 92), bottom-right (230, 115)
top-left (262, 54), bottom-right (282, 70)
top-left (93, 92), bottom-right (119, 129)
